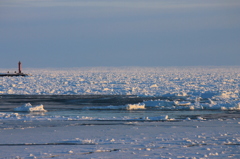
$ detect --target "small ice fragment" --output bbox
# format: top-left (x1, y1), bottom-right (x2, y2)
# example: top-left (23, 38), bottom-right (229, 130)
top-left (221, 107), bottom-right (227, 110)
top-left (176, 92), bottom-right (187, 97)
top-left (197, 117), bottom-right (205, 120)
top-left (103, 88), bottom-right (110, 91)
top-left (28, 154), bottom-right (36, 159)
top-left (126, 103), bottom-right (145, 110)
top-left (236, 103), bottom-right (240, 110)
top-left (146, 148), bottom-right (151, 151)
top-left (14, 103), bottom-right (47, 112)
top-left (145, 115), bottom-right (168, 120)
top-left (150, 84), bottom-right (158, 88)
top-left (174, 101), bottom-right (191, 106)
top-left (189, 106), bottom-right (194, 110)
top-left (209, 98), bottom-right (216, 105)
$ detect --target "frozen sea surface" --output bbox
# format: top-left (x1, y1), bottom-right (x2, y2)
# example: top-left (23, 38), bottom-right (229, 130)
top-left (0, 66), bottom-right (240, 121)
top-left (0, 67), bottom-right (240, 158)
top-left (0, 66), bottom-right (239, 96)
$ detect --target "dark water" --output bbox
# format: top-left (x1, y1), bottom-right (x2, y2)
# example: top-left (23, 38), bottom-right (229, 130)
top-left (0, 95), bottom-right (163, 111)
top-left (0, 95), bottom-right (239, 120)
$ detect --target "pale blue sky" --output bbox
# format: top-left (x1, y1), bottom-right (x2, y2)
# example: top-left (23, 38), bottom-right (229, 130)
top-left (1, 0), bottom-right (240, 68)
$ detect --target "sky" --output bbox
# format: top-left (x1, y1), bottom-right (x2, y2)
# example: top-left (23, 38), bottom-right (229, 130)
top-left (1, 0), bottom-right (240, 68)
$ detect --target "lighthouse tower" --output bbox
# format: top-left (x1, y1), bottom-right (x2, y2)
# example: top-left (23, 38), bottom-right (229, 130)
top-left (18, 61), bottom-right (22, 74)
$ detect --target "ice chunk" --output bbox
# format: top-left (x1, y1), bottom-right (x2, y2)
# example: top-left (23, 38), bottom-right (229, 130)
top-left (0, 112), bottom-right (20, 119)
top-left (126, 103), bottom-right (145, 110)
top-left (236, 103), bottom-right (240, 110)
top-left (144, 115), bottom-right (168, 120)
top-left (176, 92), bottom-right (188, 97)
top-left (174, 101), bottom-right (191, 106)
top-left (14, 103), bottom-right (47, 112)
top-left (213, 91), bottom-right (238, 100)
top-left (103, 88), bottom-right (111, 91)
top-left (197, 117), bottom-right (205, 120)
top-left (150, 84), bottom-right (158, 88)
top-left (189, 106), bottom-right (195, 110)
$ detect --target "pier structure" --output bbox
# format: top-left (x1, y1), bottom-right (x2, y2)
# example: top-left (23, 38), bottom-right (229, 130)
top-left (0, 61), bottom-right (29, 77)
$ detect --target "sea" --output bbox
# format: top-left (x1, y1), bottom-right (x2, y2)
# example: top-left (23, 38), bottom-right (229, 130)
top-left (0, 95), bottom-right (239, 123)
top-left (1, 66), bottom-right (240, 159)
top-left (0, 67), bottom-right (240, 124)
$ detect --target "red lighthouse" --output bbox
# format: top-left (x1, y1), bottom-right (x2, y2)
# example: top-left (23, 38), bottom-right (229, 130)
top-left (18, 61), bottom-right (22, 74)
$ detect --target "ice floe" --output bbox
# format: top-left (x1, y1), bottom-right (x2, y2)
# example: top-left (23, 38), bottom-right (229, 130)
top-left (126, 103), bottom-right (145, 110)
top-left (173, 101), bottom-right (191, 106)
top-left (141, 99), bottom-right (240, 111)
top-left (13, 103), bottom-right (47, 112)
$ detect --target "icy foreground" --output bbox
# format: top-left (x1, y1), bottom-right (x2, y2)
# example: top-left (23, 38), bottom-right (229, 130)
top-left (0, 119), bottom-right (239, 158)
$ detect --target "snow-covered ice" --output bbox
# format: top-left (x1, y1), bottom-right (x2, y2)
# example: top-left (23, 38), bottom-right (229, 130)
top-left (0, 66), bottom-right (239, 97)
